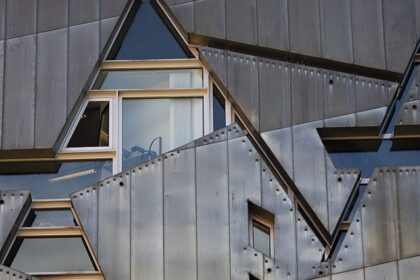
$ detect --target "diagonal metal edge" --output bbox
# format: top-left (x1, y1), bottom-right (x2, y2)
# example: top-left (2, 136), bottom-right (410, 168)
top-left (0, 264), bottom-right (40, 280)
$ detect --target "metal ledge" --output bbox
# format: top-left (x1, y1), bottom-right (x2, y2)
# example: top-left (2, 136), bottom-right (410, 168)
top-left (101, 59), bottom-right (202, 70)
top-left (17, 228), bottom-right (83, 238)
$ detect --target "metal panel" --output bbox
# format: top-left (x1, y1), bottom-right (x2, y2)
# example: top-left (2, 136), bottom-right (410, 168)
top-left (0, 265), bottom-right (39, 280)
top-left (397, 100), bottom-right (420, 125)
top-left (261, 162), bottom-right (297, 280)
top-left (361, 168), bottom-right (397, 266)
top-left (5, 0), bottom-right (36, 38)
top-left (170, 3), bottom-right (194, 33)
top-left (35, 28), bottom-right (68, 148)
top-left (228, 136), bottom-right (261, 279)
top-left (226, 0), bottom-right (257, 45)
top-left (399, 256), bottom-right (420, 280)
top-left (3, 35), bottom-right (36, 149)
top-left (356, 107), bottom-right (387, 127)
top-left (37, 0), bottom-right (68, 32)
top-left (69, 0), bottom-right (99, 26)
top-left (320, 0), bottom-right (352, 63)
top-left (355, 76), bottom-right (388, 112)
top-left (199, 47), bottom-right (227, 85)
top-left (405, 69), bottom-right (420, 102)
top-left (0, 0), bottom-right (4, 40)
top-left (292, 121), bottom-right (329, 227)
top-left (331, 210), bottom-right (363, 274)
top-left (382, 0), bottom-right (415, 72)
top-left (291, 65), bottom-right (323, 125)
top-left (0, 41), bottom-right (4, 148)
top-left (68, 22), bottom-right (99, 113)
top-left (71, 185), bottom-right (99, 254)
top-left (100, 17), bottom-right (118, 50)
top-left (396, 167), bottom-right (420, 258)
top-left (196, 141), bottom-right (229, 280)
top-left (131, 159), bottom-right (163, 280)
top-left (100, 0), bottom-right (127, 19)
top-left (261, 127), bottom-right (293, 178)
top-left (194, 127), bottom-right (228, 148)
top-left (416, 0), bottom-right (420, 39)
top-left (351, 0), bottom-right (385, 69)
top-left (195, 0), bottom-right (225, 39)
top-left (324, 114), bottom-right (356, 127)
top-left (98, 172), bottom-right (131, 280)
top-left (227, 52), bottom-right (259, 130)
top-left (289, 0), bottom-right (321, 57)
top-left (259, 59), bottom-right (291, 131)
top-left (323, 71), bottom-right (355, 119)
top-left (163, 148), bottom-right (197, 280)
top-left (331, 269), bottom-right (364, 280)
top-left (227, 123), bottom-right (245, 140)
top-left (365, 261), bottom-right (397, 280)
top-left (257, 0), bottom-right (288, 50)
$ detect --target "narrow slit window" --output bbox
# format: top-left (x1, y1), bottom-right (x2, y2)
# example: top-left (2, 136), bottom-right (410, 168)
top-left (212, 85), bottom-right (226, 131)
top-left (252, 219), bottom-right (271, 257)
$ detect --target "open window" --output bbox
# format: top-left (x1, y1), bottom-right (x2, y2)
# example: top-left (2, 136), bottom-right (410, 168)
top-left (248, 202), bottom-right (275, 258)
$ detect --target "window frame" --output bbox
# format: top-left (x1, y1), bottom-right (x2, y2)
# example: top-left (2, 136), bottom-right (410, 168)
top-left (249, 213), bottom-right (275, 258)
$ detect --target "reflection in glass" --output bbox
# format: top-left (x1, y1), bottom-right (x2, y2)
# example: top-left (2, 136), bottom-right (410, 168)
top-left (122, 98), bottom-right (203, 170)
top-left (93, 69), bottom-right (203, 90)
top-left (0, 161), bottom-right (112, 199)
top-left (252, 220), bottom-right (271, 257)
top-left (10, 238), bottom-right (95, 273)
top-left (24, 210), bottom-right (76, 227)
top-left (68, 101), bottom-right (109, 148)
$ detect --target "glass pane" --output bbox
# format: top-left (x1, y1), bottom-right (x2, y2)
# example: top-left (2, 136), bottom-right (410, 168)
top-left (93, 69), bottom-right (203, 90)
top-left (0, 161), bottom-right (112, 199)
top-left (68, 101), bottom-right (109, 148)
top-left (10, 237), bottom-right (95, 273)
top-left (24, 210), bottom-right (76, 227)
top-left (213, 86), bottom-right (226, 131)
top-left (252, 220), bottom-right (271, 256)
top-left (122, 98), bottom-right (203, 170)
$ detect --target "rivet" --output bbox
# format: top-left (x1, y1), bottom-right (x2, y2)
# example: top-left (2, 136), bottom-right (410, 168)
top-left (254, 253), bottom-right (258, 257)
top-left (344, 245), bottom-right (348, 248)
top-left (0, 199), bottom-right (5, 205)
top-left (337, 177), bottom-right (342, 182)
top-left (267, 268), bottom-right (272, 273)
top-left (276, 188), bottom-right (280, 192)
top-left (329, 79), bottom-right (333, 85)
top-left (119, 182), bottom-right (124, 187)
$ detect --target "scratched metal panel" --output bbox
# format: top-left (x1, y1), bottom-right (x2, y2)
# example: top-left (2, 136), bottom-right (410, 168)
top-left (261, 127), bottom-right (293, 178)
top-left (355, 76), bottom-right (388, 112)
top-left (71, 185), bottom-right (99, 254)
top-left (3, 35), bottom-right (36, 149)
top-left (100, 17), bottom-right (118, 50)
top-left (331, 269), bottom-right (364, 280)
top-left (323, 71), bottom-right (355, 119)
top-left (382, 0), bottom-right (415, 72)
top-left (196, 141), bottom-right (229, 280)
top-left (331, 210), bottom-right (363, 274)
top-left (399, 256), bottom-right (420, 279)
top-left (163, 148), bottom-right (196, 280)
top-left (396, 167), bottom-right (420, 258)
top-left (261, 162), bottom-right (297, 280)
top-left (194, 127), bottom-right (228, 148)
top-left (227, 123), bottom-right (245, 140)
top-left (131, 159), bottom-right (163, 279)
top-left (324, 114), bottom-right (356, 127)
top-left (0, 265), bottom-right (39, 280)
top-left (98, 172), bottom-right (131, 280)
top-left (296, 210), bottom-right (325, 280)
top-left (291, 65), bottom-right (323, 125)
top-left (35, 28), bottom-right (68, 148)
top-left (416, 1), bottom-right (420, 38)
top-left (356, 107), bottom-right (386, 127)
top-left (0, 41), bottom-right (4, 148)
top-left (228, 136), bottom-right (261, 279)
top-left (195, 0), bottom-right (225, 39)
top-left (37, 0), bottom-right (68, 32)
top-left (199, 47), bottom-right (227, 85)
top-left (259, 59), bottom-right (291, 131)
top-left (289, 0), bottom-right (321, 57)
top-left (68, 22), bottom-right (99, 113)
top-left (365, 261), bottom-right (397, 280)
top-left (227, 52), bottom-right (259, 130)
top-left (170, 3), bottom-right (194, 33)
top-left (351, 0), bottom-right (385, 69)
top-left (320, 0), bottom-right (352, 63)
top-left (257, 0), bottom-right (288, 50)
top-left (100, 0), bottom-right (127, 19)
top-left (226, 0), bottom-right (257, 45)
top-left (69, 0), bottom-right (99, 26)
top-left (405, 68), bottom-right (420, 102)
top-left (0, 1), bottom-right (4, 40)
top-left (361, 168), bottom-right (397, 266)
top-left (396, 100), bottom-right (420, 125)
top-left (5, 0), bottom-right (36, 38)
top-left (293, 121), bottom-right (328, 227)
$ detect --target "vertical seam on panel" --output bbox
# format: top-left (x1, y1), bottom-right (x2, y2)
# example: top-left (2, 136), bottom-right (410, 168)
top-left (66, 0), bottom-right (69, 117)
top-left (289, 63), bottom-right (295, 180)
top-left (194, 147), bottom-right (198, 280)
top-left (227, 137), bottom-right (232, 280)
top-left (318, 0), bottom-right (323, 58)
top-left (254, 0), bottom-right (258, 45)
top-left (349, 0), bottom-right (355, 65)
top-left (393, 172), bottom-right (400, 260)
top-left (380, 0), bottom-right (387, 70)
top-left (128, 172), bottom-right (132, 279)
top-left (0, 0), bottom-right (6, 149)
top-left (286, 0), bottom-right (291, 51)
top-left (162, 156), bottom-right (166, 280)
top-left (223, 0), bottom-right (227, 40)
top-left (33, 0), bottom-right (38, 148)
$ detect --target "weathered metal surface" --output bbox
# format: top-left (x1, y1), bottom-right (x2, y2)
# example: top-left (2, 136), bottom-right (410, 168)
top-left (398, 256), bottom-right (420, 280)
top-left (351, 0), bottom-right (385, 69)
top-left (289, 0), bottom-right (321, 57)
top-left (194, 127), bottom-right (228, 148)
top-left (163, 148), bottom-right (196, 280)
top-left (0, 1), bottom-right (4, 40)
top-left (365, 261), bottom-right (397, 280)
top-left (0, 41), bottom-right (3, 148)
top-left (35, 28), bottom-right (68, 148)
top-left (0, 264), bottom-right (39, 280)
top-left (131, 159), bottom-right (164, 279)
top-left (227, 124), bottom-right (245, 140)
top-left (322, 71), bottom-right (355, 119)
top-left (196, 141), bottom-right (229, 280)
top-left (3, 35), bottom-right (36, 149)
top-left (5, 0), bottom-right (36, 38)
top-left (361, 168), bottom-right (397, 266)
top-left (100, 17), bottom-right (118, 50)
top-left (320, 0), bottom-right (352, 63)
top-left (356, 107), bottom-right (387, 127)
top-left (226, 0), bottom-right (257, 45)
top-left (100, 0), bottom-right (127, 19)
top-left (37, 0), bottom-right (68, 32)
top-left (98, 172), bottom-right (131, 280)
top-left (331, 269), bottom-right (364, 280)
top-left (257, 0), bottom-right (288, 50)
top-left (69, 0), bottom-right (100, 26)
top-left (259, 59), bottom-right (291, 131)
top-left (291, 65), bottom-right (323, 125)
top-left (199, 47), bottom-right (227, 85)
top-left (355, 76), bottom-right (388, 112)
top-left (194, 0), bottom-right (225, 39)
top-left (396, 100), bottom-right (420, 125)
top-left (405, 68), bottom-right (420, 102)
top-left (170, 3), bottom-right (194, 33)
top-left (416, 1), bottom-right (420, 39)
top-left (324, 114), bottom-right (356, 127)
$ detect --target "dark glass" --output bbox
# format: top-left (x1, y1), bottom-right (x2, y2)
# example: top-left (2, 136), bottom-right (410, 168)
top-left (252, 220), bottom-right (271, 257)
top-left (9, 237), bottom-right (95, 273)
top-left (24, 210), bottom-right (76, 227)
top-left (110, 0), bottom-right (189, 60)
top-left (68, 101), bottom-right (109, 148)
top-left (213, 86), bottom-right (226, 131)
top-left (0, 161), bottom-right (112, 199)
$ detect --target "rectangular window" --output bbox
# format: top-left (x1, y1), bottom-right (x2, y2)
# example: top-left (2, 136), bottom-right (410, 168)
top-left (249, 202), bottom-right (275, 257)
top-left (252, 219), bottom-right (271, 257)
top-left (24, 210), bottom-right (77, 228)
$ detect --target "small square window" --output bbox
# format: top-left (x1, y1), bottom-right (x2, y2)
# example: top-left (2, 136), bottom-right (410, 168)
top-left (248, 202), bottom-right (275, 258)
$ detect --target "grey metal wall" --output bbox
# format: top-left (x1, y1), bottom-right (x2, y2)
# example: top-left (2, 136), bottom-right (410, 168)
top-left (0, 264), bottom-right (39, 280)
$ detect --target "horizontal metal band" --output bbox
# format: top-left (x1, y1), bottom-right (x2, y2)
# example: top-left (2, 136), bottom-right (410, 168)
top-left (101, 59), bottom-right (202, 70)
top-left (17, 227), bottom-right (83, 237)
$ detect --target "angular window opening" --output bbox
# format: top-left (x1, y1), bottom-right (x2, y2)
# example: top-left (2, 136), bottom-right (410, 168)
top-left (249, 274), bottom-right (260, 280)
top-left (213, 85), bottom-right (226, 131)
top-left (23, 210), bottom-right (77, 228)
top-left (108, 0), bottom-right (190, 60)
top-left (67, 101), bottom-right (110, 148)
top-left (249, 202), bottom-right (275, 258)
